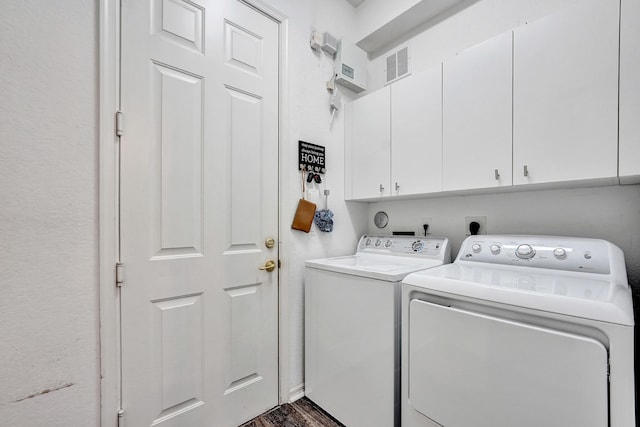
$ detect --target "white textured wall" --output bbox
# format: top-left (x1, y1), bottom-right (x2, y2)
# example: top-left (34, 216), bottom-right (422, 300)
top-left (264, 0), bottom-right (368, 398)
top-left (0, 1), bottom-right (100, 426)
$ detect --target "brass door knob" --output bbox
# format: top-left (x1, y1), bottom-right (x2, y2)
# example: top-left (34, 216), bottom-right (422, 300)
top-left (259, 260), bottom-right (276, 272)
top-left (265, 237), bottom-right (276, 249)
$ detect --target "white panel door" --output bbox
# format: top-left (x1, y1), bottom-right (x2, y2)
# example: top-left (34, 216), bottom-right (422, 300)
top-left (349, 86), bottom-right (391, 199)
top-left (442, 32), bottom-right (513, 191)
top-left (619, 0), bottom-right (640, 182)
top-left (120, 1), bottom-right (279, 426)
top-left (391, 66), bottom-right (442, 196)
top-left (409, 300), bottom-right (609, 427)
top-left (513, 0), bottom-right (619, 185)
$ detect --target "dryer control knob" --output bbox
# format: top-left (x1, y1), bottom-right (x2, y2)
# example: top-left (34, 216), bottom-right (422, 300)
top-left (375, 239), bottom-right (382, 247)
top-left (553, 248), bottom-right (567, 259)
top-left (366, 238), bottom-right (372, 246)
top-left (516, 244), bottom-right (535, 259)
top-left (384, 240), bottom-right (392, 248)
top-left (472, 244), bottom-right (482, 253)
top-left (412, 241), bottom-right (424, 252)
top-left (490, 244), bottom-right (501, 255)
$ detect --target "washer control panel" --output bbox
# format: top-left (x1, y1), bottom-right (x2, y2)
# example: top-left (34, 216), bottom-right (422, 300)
top-left (458, 235), bottom-right (612, 274)
top-left (358, 235), bottom-right (449, 258)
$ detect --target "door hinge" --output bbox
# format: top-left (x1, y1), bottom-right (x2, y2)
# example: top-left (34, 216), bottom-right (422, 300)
top-left (117, 409), bottom-right (125, 427)
top-left (115, 111), bottom-right (124, 136)
top-left (116, 262), bottom-right (124, 287)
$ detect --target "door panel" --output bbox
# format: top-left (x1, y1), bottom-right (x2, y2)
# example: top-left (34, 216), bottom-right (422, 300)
top-left (391, 66), bottom-right (442, 196)
top-left (409, 300), bottom-right (608, 427)
top-left (152, 295), bottom-right (204, 412)
top-left (154, 0), bottom-right (204, 53)
top-left (442, 32), bottom-right (512, 191)
top-left (151, 63), bottom-right (203, 258)
top-left (513, 0), bottom-right (619, 185)
top-left (227, 88), bottom-right (263, 246)
top-left (120, 1), bottom-right (279, 425)
top-left (350, 86), bottom-right (391, 199)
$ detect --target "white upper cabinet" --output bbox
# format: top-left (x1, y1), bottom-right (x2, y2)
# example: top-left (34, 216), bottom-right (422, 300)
top-left (348, 86), bottom-right (391, 199)
top-left (345, 0), bottom-right (626, 201)
top-left (513, 0), bottom-right (619, 186)
top-left (391, 66), bottom-right (443, 196)
top-left (442, 32), bottom-right (513, 192)
top-left (619, 0), bottom-right (640, 183)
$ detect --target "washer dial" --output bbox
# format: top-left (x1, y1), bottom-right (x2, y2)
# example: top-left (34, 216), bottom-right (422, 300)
top-left (515, 244), bottom-right (535, 259)
top-left (553, 248), bottom-right (567, 259)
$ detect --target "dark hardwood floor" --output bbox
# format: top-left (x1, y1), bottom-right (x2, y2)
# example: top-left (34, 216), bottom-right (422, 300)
top-left (240, 397), bottom-right (345, 427)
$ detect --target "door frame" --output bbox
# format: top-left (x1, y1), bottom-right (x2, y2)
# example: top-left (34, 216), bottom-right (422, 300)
top-left (98, 1), bottom-right (290, 425)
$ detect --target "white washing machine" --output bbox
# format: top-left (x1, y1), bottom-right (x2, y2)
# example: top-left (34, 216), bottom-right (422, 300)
top-left (402, 235), bottom-right (635, 427)
top-left (305, 235), bottom-right (451, 427)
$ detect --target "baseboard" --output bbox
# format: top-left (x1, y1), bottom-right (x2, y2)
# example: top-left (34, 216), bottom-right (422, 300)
top-left (289, 383), bottom-right (305, 402)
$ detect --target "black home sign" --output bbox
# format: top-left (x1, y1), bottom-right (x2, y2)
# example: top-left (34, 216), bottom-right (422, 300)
top-left (298, 140), bottom-right (326, 173)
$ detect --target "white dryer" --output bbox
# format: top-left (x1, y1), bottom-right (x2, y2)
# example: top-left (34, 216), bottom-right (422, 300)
top-left (402, 235), bottom-right (635, 427)
top-left (305, 235), bottom-right (451, 427)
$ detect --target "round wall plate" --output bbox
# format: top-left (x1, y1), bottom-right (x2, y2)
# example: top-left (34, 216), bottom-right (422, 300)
top-left (374, 211), bottom-right (389, 228)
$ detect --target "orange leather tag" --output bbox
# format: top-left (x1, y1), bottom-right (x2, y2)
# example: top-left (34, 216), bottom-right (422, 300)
top-left (291, 199), bottom-right (316, 232)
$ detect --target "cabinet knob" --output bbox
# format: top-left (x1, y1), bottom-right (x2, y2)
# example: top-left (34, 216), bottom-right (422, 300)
top-left (395, 182), bottom-right (400, 191)
top-left (379, 184), bottom-right (384, 193)
top-left (524, 165), bottom-right (529, 177)
top-left (494, 169), bottom-right (500, 180)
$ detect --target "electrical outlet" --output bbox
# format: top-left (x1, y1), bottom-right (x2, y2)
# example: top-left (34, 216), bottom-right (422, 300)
top-left (420, 217), bottom-right (432, 236)
top-left (465, 216), bottom-right (487, 236)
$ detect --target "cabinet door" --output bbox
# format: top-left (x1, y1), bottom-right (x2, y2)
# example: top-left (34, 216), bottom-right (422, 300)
top-left (619, 0), bottom-right (640, 183)
top-left (391, 66), bottom-right (442, 196)
top-left (513, 0), bottom-right (619, 186)
top-left (442, 32), bottom-right (513, 191)
top-left (349, 86), bottom-right (391, 199)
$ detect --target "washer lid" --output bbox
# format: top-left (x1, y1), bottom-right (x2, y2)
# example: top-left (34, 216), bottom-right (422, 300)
top-left (402, 263), bottom-right (634, 325)
top-left (306, 254), bottom-right (445, 282)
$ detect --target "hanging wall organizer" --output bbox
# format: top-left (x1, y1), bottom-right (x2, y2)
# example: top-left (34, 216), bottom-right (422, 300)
top-left (299, 140), bottom-right (326, 183)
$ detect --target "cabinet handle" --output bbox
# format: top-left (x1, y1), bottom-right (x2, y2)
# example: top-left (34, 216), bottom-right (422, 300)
top-left (395, 182), bottom-right (400, 191)
top-left (524, 165), bottom-right (529, 177)
top-left (380, 184), bottom-right (384, 193)
top-left (494, 169), bottom-right (500, 180)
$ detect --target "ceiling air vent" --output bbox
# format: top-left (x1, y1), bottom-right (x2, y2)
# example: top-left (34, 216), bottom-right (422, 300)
top-left (385, 46), bottom-right (410, 85)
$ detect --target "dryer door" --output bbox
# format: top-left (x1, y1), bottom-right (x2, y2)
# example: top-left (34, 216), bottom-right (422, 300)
top-left (408, 300), bottom-right (608, 427)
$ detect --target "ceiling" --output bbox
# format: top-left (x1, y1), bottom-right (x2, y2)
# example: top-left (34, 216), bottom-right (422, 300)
top-left (356, 0), bottom-right (478, 54)
top-left (345, 0), bottom-right (366, 7)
